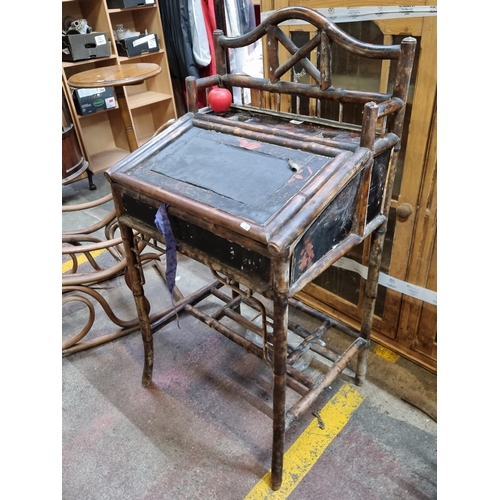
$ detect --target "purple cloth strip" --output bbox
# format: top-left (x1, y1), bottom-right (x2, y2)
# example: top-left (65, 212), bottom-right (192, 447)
top-left (154, 203), bottom-right (180, 327)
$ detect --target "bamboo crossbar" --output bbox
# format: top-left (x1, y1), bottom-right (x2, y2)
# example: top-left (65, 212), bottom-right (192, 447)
top-left (221, 74), bottom-right (393, 105)
top-left (214, 7), bottom-right (401, 59)
top-left (285, 337), bottom-right (368, 429)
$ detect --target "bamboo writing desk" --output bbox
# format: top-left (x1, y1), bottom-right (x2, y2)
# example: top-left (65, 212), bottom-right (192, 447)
top-left (106, 7), bottom-right (416, 491)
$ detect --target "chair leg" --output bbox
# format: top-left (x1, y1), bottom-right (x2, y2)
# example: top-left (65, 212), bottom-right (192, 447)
top-left (86, 166), bottom-right (96, 190)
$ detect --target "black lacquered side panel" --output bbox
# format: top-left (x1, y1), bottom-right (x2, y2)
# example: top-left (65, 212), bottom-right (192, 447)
top-left (367, 149), bottom-right (391, 223)
top-left (291, 170), bottom-right (362, 284)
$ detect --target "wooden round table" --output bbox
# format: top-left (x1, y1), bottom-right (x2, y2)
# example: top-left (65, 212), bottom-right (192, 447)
top-left (68, 63), bottom-right (162, 152)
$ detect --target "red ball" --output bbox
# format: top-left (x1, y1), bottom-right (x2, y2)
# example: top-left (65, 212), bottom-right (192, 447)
top-left (208, 87), bottom-right (232, 113)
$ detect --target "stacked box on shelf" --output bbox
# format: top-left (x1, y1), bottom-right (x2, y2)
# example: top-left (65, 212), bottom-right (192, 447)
top-left (116, 33), bottom-right (159, 57)
top-left (106, 0), bottom-right (154, 8)
top-left (72, 87), bottom-right (117, 116)
top-left (62, 32), bottom-right (110, 62)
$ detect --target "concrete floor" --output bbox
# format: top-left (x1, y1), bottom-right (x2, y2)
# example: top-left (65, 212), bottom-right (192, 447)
top-left (62, 172), bottom-right (437, 500)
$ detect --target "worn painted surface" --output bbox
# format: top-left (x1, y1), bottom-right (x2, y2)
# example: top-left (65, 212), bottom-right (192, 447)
top-left (291, 172), bottom-right (361, 283)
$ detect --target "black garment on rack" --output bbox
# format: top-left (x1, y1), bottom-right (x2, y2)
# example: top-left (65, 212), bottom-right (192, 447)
top-left (158, 0), bottom-right (199, 81)
top-left (235, 0), bottom-right (254, 33)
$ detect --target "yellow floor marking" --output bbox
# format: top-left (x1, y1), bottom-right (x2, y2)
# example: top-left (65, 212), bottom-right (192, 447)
top-left (244, 383), bottom-right (364, 500)
top-left (62, 249), bottom-right (106, 274)
top-left (373, 345), bottom-right (399, 363)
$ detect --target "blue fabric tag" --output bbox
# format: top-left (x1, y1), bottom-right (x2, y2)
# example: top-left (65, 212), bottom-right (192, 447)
top-left (154, 203), bottom-right (180, 327)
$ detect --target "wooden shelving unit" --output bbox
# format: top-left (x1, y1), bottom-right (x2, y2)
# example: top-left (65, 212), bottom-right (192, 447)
top-left (62, 0), bottom-right (177, 174)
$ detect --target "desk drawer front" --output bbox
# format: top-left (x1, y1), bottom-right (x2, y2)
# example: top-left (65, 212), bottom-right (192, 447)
top-left (122, 193), bottom-right (160, 235)
top-left (169, 216), bottom-right (272, 286)
top-left (121, 194), bottom-right (272, 288)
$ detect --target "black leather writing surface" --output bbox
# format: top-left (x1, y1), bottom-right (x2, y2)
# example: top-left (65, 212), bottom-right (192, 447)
top-left (152, 129), bottom-right (293, 206)
top-left (139, 127), bottom-right (337, 225)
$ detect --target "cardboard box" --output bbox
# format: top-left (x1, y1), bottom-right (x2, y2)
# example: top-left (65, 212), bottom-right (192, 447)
top-left (62, 32), bottom-right (110, 62)
top-left (106, 0), bottom-right (155, 8)
top-left (72, 87), bottom-right (117, 116)
top-left (116, 33), bottom-right (159, 57)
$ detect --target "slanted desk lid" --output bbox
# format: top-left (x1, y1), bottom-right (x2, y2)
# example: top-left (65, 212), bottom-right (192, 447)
top-left (129, 126), bottom-right (346, 224)
top-left (109, 113), bottom-right (354, 244)
top-left (152, 128), bottom-right (299, 208)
